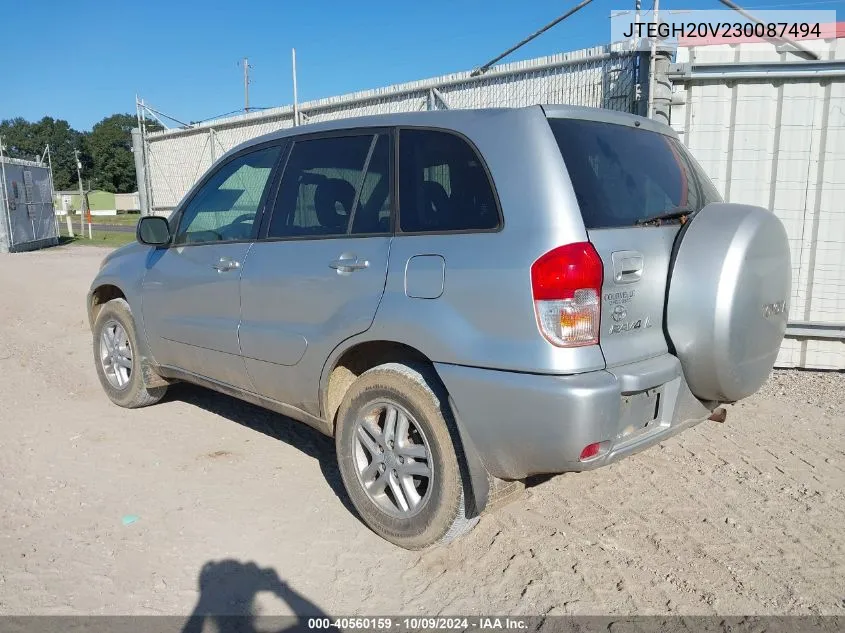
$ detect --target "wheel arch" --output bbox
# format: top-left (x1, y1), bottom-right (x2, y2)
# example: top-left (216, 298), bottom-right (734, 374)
top-left (89, 283), bottom-right (127, 328)
top-left (321, 340), bottom-right (427, 427)
top-left (88, 281), bottom-right (166, 389)
top-left (320, 337), bottom-right (491, 516)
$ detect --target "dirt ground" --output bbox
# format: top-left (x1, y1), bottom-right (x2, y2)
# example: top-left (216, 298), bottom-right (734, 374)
top-left (0, 246), bottom-right (843, 617)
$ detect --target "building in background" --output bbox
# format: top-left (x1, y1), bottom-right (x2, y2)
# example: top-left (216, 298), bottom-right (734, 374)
top-left (115, 192), bottom-right (140, 213)
top-left (53, 190), bottom-right (140, 216)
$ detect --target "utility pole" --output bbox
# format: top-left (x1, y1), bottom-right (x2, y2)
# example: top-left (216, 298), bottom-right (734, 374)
top-left (241, 57), bottom-right (252, 113)
top-left (634, 0), bottom-right (642, 39)
top-left (292, 48), bottom-right (299, 126)
top-left (646, 0), bottom-right (659, 118)
top-left (43, 144), bottom-right (60, 238)
top-left (74, 149), bottom-right (85, 237)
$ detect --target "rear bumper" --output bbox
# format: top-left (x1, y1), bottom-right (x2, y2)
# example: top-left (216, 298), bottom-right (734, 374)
top-left (435, 354), bottom-right (714, 480)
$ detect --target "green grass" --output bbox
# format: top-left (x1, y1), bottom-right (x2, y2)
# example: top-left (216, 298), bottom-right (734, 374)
top-left (58, 230), bottom-right (136, 248)
top-left (57, 214), bottom-right (138, 248)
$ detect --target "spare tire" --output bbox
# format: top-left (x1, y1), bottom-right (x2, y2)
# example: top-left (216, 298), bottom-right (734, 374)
top-left (666, 203), bottom-right (791, 402)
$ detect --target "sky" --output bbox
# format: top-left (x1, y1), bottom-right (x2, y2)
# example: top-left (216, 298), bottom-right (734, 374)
top-left (2, 0), bottom-right (842, 131)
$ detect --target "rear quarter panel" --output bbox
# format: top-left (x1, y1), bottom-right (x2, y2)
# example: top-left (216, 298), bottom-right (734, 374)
top-left (360, 107), bottom-right (605, 374)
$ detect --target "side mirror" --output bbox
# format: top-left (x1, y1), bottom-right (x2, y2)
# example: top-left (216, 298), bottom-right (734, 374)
top-left (137, 216), bottom-right (171, 246)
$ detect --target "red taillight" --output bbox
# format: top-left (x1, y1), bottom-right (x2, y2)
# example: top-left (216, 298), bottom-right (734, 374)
top-left (531, 242), bottom-right (603, 347)
top-left (579, 442), bottom-right (604, 461)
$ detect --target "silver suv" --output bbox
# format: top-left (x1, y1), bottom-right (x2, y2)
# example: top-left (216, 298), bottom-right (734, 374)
top-left (88, 106), bottom-right (791, 549)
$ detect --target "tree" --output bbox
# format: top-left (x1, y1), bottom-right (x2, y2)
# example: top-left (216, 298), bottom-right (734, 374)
top-left (0, 117), bottom-right (87, 190)
top-left (1, 113), bottom-right (162, 194)
top-left (85, 113), bottom-right (138, 193)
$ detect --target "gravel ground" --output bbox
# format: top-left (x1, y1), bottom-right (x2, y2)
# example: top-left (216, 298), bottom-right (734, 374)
top-left (0, 246), bottom-right (843, 618)
top-left (756, 369), bottom-right (844, 416)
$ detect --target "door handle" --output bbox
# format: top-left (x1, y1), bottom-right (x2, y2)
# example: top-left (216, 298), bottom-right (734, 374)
top-left (213, 257), bottom-right (241, 272)
top-left (329, 256), bottom-right (369, 273)
top-left (611, 251), bottom-right (643, 284)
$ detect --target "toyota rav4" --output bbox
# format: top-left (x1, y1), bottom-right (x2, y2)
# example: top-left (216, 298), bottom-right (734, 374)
top-left (88, 106), bottom-right (791, 549)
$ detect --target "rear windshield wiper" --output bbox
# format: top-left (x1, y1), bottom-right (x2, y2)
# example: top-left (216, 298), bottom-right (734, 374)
top-left (635, 207), bottom-right (695, 226)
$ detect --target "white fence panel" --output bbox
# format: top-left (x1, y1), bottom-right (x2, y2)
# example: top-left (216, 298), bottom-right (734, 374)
top-left (144, 45), bottom-right (640, 213)
top-left (672, 38), bottom-right (845, 369)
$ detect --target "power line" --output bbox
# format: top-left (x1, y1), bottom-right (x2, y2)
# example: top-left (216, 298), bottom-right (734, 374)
top-left (717, 0), bottom-right (820, 59)
top-left (741, 0), bottom-right (844, 7)
top-left (189, 106), bottom-right (274, 126)
top-left (142, 104), bottom-right (192, 128)
top-left (471, 0), bottom-right (597, 76)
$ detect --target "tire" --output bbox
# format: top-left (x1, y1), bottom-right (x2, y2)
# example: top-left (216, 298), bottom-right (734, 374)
top-left (92, 298), bottom-right (167, 408)
top-left (335, 362), bottom-right (478, 549)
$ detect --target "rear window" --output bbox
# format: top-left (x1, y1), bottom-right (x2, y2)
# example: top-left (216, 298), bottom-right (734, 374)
top-left (549, 118), bottom-right (721, 229)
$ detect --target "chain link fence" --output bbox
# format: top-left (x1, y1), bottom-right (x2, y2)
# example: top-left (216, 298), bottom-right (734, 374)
top-left (141, 44), bottom-right (642, 213)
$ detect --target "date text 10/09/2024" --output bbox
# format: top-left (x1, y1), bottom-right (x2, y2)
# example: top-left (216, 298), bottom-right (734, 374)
top-left (307, 617), bottom-right (529, 630)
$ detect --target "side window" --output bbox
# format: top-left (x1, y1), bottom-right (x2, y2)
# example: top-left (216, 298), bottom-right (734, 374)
top-left (351, 135), bottom-right (391, 235)
top-left (175, 145), bottom-right (281, 245)
top-left (268, 134), bottom-right (390, 238)
top-left (398, 129), bottom-right (499, 233)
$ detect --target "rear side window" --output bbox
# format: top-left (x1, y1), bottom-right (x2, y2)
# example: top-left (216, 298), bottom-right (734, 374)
top-left (398, 129), bottom-right (499, 233)
top-left (549, 118), bottom-right (721, 229)
top-left (268, 134), bottom-right (390, 238)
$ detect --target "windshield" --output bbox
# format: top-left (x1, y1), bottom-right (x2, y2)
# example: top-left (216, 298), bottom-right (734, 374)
top-left (548, 118), bottom-right (721, 229)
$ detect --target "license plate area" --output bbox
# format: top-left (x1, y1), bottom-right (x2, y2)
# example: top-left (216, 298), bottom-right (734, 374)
top-left (617, 387), bottom-right (666, 442)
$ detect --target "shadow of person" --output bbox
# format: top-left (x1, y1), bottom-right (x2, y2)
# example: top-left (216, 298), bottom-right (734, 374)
top-left (181, 559), bottom-right (332, 633)
top-left (162, 383), bottom-right (357, 517)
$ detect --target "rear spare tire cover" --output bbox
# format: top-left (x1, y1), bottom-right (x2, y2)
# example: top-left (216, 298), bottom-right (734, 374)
top-left (666, 203), bottom-right (791, 402)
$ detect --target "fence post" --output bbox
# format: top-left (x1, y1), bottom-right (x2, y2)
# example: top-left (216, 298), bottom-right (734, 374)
top-left (131, 127), bottom-right (150, 216)
top-left (44, 145), bottom-right (60, 239)
top-left (650, 47), bottom-right (674, 125)
top-left (635, 51), bottom-right (650, 117)
top-left (0, 162), bottom-right (9, 254)
top-left (0, 137), bottom-right (13, 253)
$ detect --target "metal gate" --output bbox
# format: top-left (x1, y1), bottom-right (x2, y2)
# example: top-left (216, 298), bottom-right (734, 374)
top-left (0, 156), bottom-right (59, 253)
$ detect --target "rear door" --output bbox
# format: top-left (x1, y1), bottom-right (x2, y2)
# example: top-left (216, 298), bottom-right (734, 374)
top-left (548, 117), bottom-right (720, 368)
top-left (237, 131), bottom-right (393, 415)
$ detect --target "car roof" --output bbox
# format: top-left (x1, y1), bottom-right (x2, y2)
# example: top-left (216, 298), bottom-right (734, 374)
top-left (542, 104), bottom-right (677, 137)
top-left (225, 105), bottom-right (676, 157)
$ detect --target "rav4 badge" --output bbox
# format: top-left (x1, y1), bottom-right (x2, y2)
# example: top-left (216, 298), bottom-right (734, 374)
top-left (608, 315), bottom-right (652, 334)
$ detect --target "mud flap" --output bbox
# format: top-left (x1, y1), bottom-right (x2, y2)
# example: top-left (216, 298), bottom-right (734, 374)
top-left (446, 395), bottom-right (491, 517)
